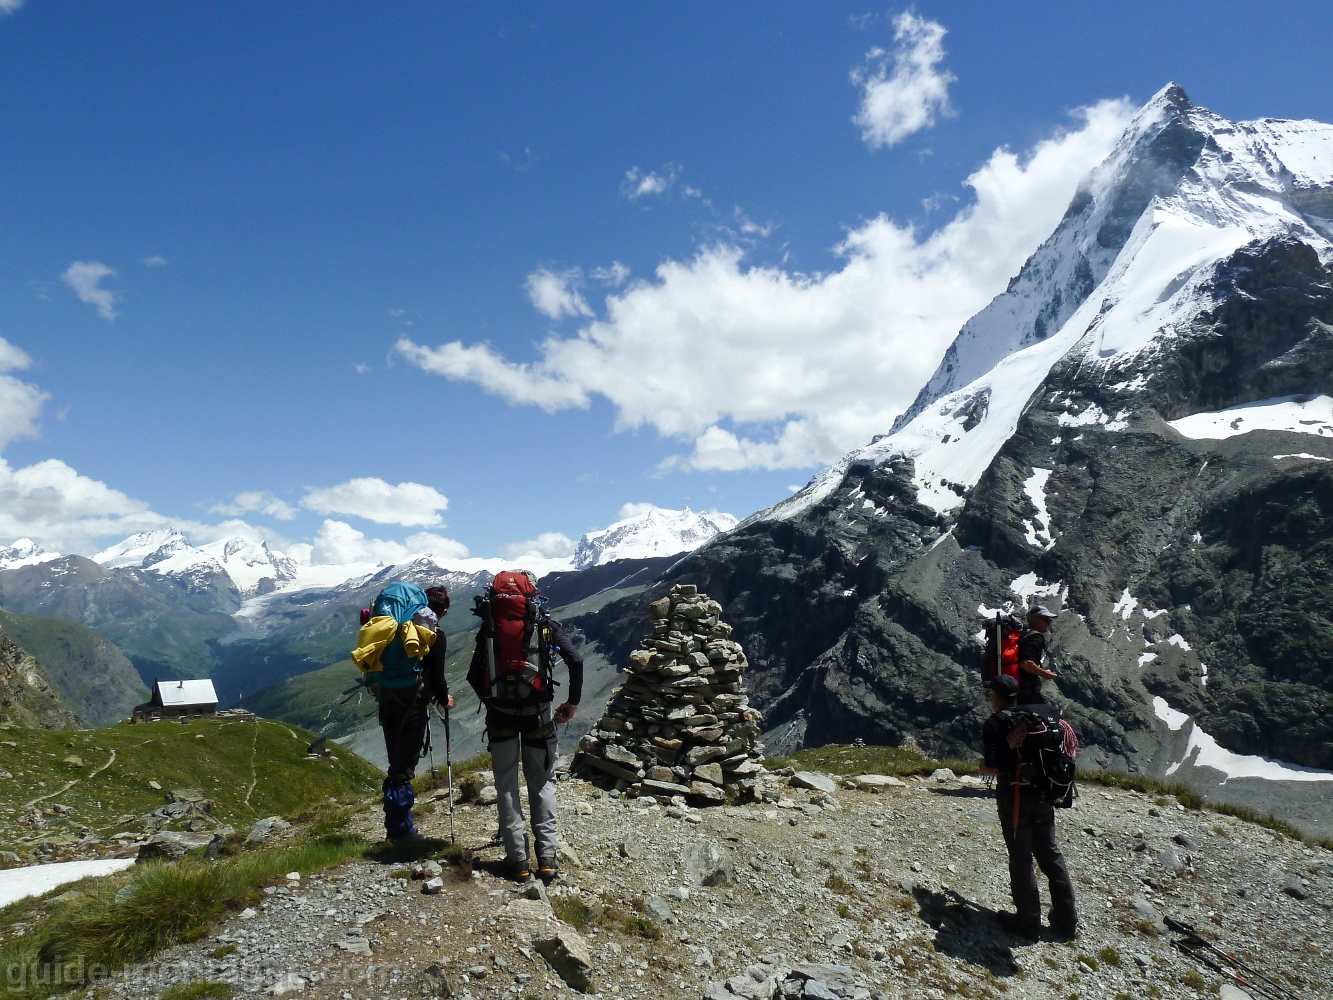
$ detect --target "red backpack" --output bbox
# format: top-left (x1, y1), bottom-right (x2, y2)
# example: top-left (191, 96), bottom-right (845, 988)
top-left (468, 571), bottom-right (557, 715)
top-left (982, 613), bottom-right (1025, 685)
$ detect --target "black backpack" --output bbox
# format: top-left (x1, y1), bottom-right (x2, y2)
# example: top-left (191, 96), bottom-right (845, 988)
top-left (1004, 704), bottom-right (1076, 808)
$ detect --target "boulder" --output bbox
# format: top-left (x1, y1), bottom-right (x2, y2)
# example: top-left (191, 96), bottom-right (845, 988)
top-left (684, 838), bottom-right (733, 887)
top-left (534, 926), bottom-right (593, 991)
top-left (789, 772), bottom-right (837, 794)
top-left (136, 831), bottom-right (214, 862)
top-left (852, 774), bottom-right (906, 790)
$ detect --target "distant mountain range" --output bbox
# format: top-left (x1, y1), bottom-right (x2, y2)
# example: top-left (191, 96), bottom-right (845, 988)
top-left (0, 505), bottom-right (735, 719)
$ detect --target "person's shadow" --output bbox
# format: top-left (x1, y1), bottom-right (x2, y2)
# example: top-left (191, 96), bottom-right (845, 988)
top-left (910, 886), bottom-right (1019, 977)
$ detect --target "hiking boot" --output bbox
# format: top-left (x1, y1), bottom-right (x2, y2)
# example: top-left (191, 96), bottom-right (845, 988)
top-left (537, 856), bottom-right (559, 883)
top-left (995, 910), bottom-right (1040, 941)
top-left (503, 858), bottom-right (532, 884)
top-left (1047, 921), bottom-right (1078, 942)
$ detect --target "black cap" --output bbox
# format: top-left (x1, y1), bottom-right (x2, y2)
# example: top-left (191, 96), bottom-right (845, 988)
top-left (986, 674), bottom-right (1019, 697)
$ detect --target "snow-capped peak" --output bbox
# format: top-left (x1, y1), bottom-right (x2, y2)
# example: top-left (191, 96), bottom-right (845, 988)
top-left (198, 536), bottom-right (298, 593)
top-left (93, 528), bottom-right (194, 569)
top-left (0, 538), bottom-right (61, 571)
top-left (765, 83), bottom-right (1333, 523)
top-left (573, 506), bottom-right (737, 570)
top-left (90, 528), bottom-right (298, 596)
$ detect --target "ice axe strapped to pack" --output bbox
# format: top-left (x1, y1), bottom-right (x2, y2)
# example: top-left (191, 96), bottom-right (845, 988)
top-left (469, 570), bottom-right (560, 715)
top-left (982, 611), bottom-right (1025, 685)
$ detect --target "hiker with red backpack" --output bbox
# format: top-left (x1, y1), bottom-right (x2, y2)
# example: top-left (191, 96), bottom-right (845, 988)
top-left (467, 570), bottom-right (583, 884)
top-left (351, 581), bottom-right (454, 841)
top-left (978, 672), bottom-right (1079, 941)
top-left (982, 605), bottom-right (1060, 704)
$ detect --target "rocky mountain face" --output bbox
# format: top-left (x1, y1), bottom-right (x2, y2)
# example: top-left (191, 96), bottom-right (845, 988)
top-left (572, 85), bottom-right (1333, 833)
top-left (0, 623), bottom-right (82, 729)
top-left (0, 608), bottom-right (146, 726)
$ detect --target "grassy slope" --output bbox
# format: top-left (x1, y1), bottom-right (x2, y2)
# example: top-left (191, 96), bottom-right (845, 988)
top-left (0, 609), bottom-right (147, 727)
top-left (0, 716), bottom-right (383, 858)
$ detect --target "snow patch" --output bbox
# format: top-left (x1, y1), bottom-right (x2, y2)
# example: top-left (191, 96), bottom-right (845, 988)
top-left (1152, 696), bottom-right (1190, 731)
top-left (1169, 395), bottom-right (1333, 441)
top-left (1112, 588), bottom-right (1139, 620)
top-left (1009, 574), bottom-right (1063, 610)
top-left (1167, 634), bottom-right (1192, 651)
top-left (1138, 652), bottom-right (1158, 667)
top-left (1156, 697), bottom-right (1333, 783)
top-left (1273, 453), bottom-right (1331, 462)
top-left (0, 859), bottom-right (136, 909)
top-left (1057, 403), bottom-right (1130, 430)
top-left (1021, 468), bottom-right (1055, 550)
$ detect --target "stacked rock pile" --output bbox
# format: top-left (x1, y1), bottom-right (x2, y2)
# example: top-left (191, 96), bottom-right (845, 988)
top-left (573, 584), bottom-right (765, 805)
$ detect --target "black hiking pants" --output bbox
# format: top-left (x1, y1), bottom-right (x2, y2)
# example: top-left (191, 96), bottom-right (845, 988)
top-left (379, 682), bottom-right (429, 786)
top-left (997, 785), bottom-right (1078, 932)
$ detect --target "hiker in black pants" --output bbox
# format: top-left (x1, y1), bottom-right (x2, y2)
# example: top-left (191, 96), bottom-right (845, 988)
top-left (379, 586), bottom-right (454, 789)
top-left (1017, 604), bottom-right (1059, 705)
top-left (979, 673), bottom-right (1078, 940)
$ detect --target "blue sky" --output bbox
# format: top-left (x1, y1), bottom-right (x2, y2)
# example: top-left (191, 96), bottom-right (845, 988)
top-left (2, 1), bottom-right (1332, 565)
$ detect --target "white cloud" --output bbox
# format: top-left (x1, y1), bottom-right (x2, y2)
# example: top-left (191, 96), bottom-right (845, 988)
top-left (0, 0), bottom-right (23, 15)
top-left (395, 338), bottom-right (589, 412)
top-left (143, 255), bottom-right (168, 267)
top-left (0, 339), bottom-right (47, 450)
top-left (851, 11), bottom-right (955, 149)
top-left (62, 261), bottom-right (120, 320)
top-left (525, 267), bottom-right (592, 319)
top-left (302, 520), bottom-right (468, 566)
top-left (617, 502), bottom-right (657, 520)
top-left (210, 491), bottom-right (298, 521)
top-left (398, 98), bottom-right (1134, 472)
top-left (353, 362), bottom-right (371, 374)
top-left (0, 457), bottom-right (166, 554)
top-left (497, 532), bottom-right (576, 560)
top-left (301, 477), bottom-right (449, 526)
top-left (591, 262), bottom-right (631, 286)
top-left (622, 165), bottom-right (678, 200)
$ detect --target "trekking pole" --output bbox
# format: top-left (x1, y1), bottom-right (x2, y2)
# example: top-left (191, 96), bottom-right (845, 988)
top-left (1167, 916), bottom-right (1298, 998)
top-left (439, 702), bottom-right (455, 844)
top-left (1167, 917), bottom-right (1301, 1000)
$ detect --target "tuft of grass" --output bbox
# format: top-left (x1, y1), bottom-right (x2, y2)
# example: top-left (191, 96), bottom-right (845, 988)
top-left (836, 902), bottom-right (852, 919)
top-left (1181, 968), bottom-right (1206, 990)
top-left (1076, 953), bottom-right (1099, 971)
top-left (160, 984), bottom-right (234, 1000)
top-left (1098, 946), bottom-right (1121, 967)
top-left (413, 752), bottom-right (493, 797)
top-left (439, 842), bottom-right (474, 878)
top-left (1145, 987), bottom-right (1162, 999)
top-left (209, 943), bottom-right (237, 960)
top-left (825, 872), bottom-right (854, 895)
top-left (620, 915), bottom-right (661, 940)
top-left (552, 896), bottom-right (592, 931)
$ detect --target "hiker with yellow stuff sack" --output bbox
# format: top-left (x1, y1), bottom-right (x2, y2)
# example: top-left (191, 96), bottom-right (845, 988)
top-left (351, 580), bottom-right (453, 840)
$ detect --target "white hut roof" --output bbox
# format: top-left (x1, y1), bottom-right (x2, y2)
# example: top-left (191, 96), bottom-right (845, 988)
top-left (155, 679), bottom-right (218, 707)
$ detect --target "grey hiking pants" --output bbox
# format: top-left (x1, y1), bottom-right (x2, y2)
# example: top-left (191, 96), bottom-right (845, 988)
top-left (490, 726), bottom-right (558, 865)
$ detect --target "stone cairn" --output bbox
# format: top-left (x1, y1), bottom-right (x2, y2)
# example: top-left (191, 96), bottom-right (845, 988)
top-left (573, 584), bottom-right (764, 805)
